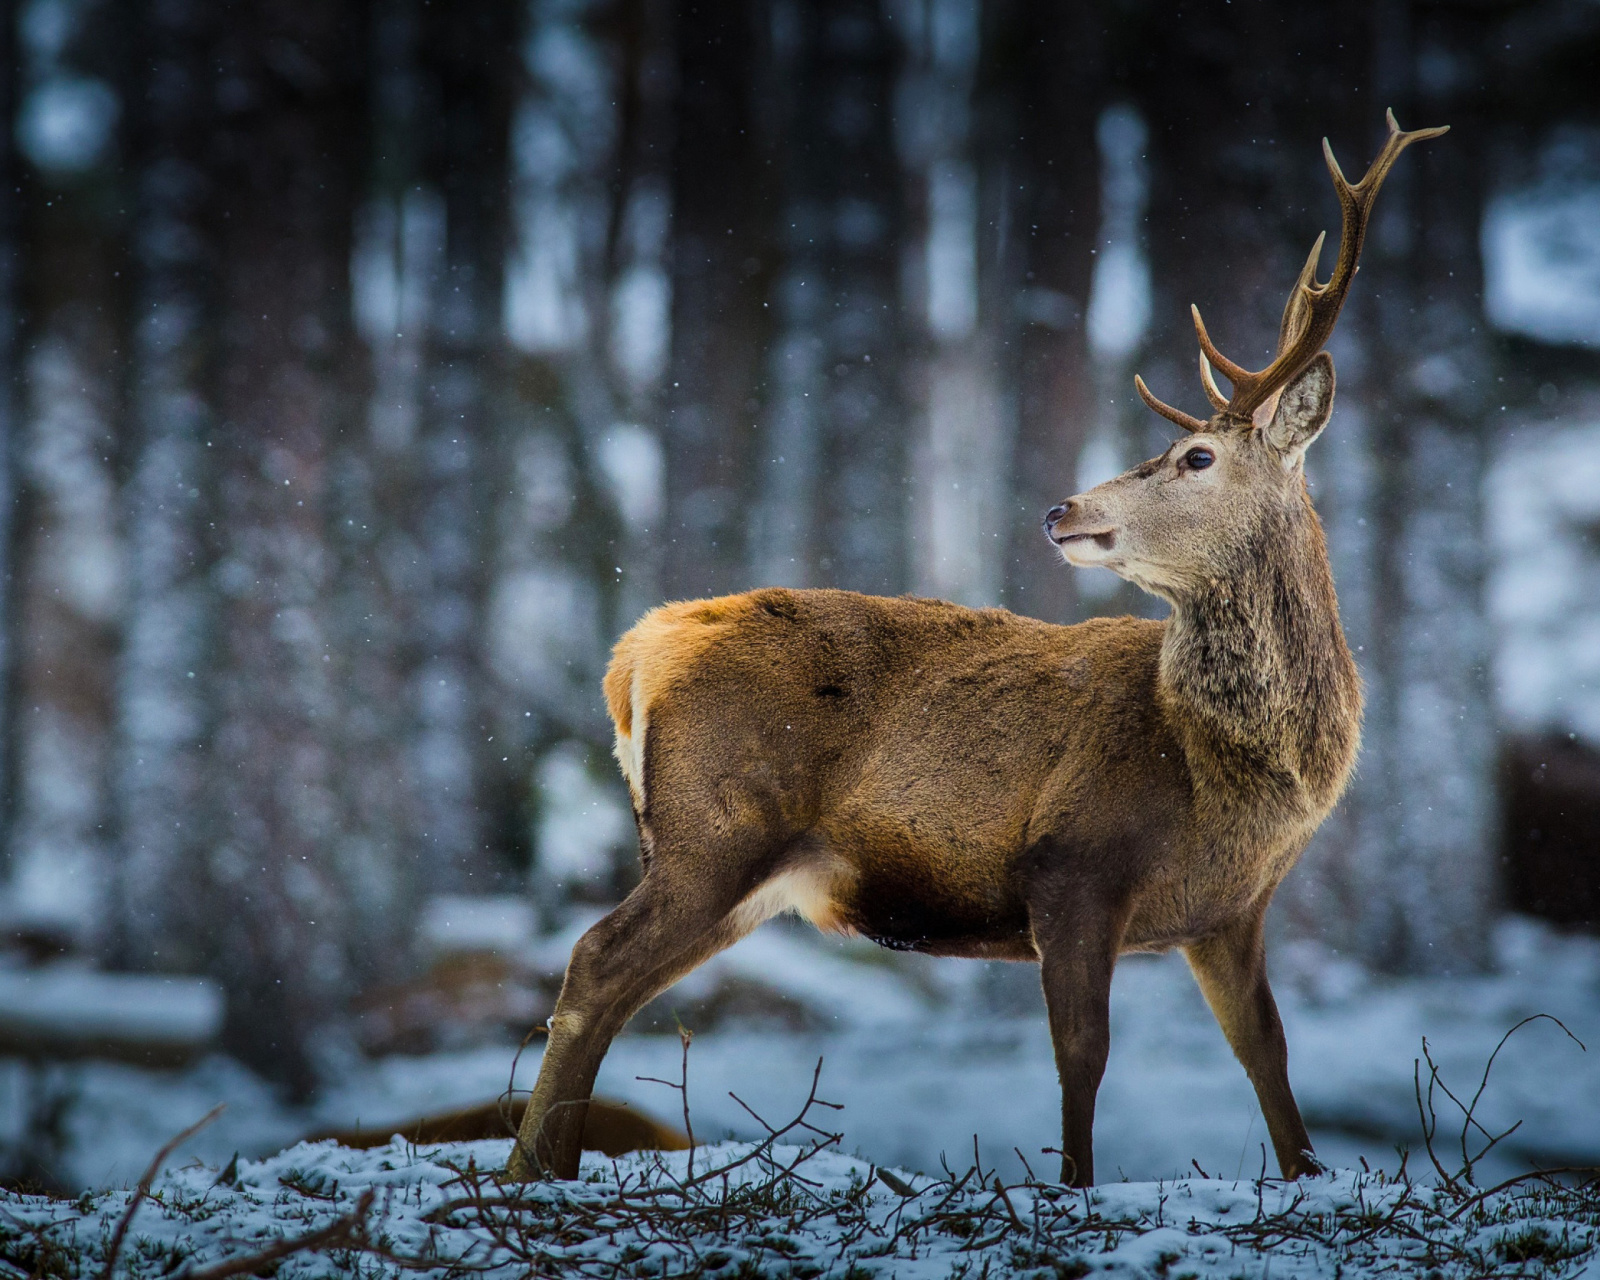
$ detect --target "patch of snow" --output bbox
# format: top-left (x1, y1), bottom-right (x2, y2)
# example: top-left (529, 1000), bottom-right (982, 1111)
top-left (593, 424), bottom-right (665, 527)
top-left (0, 965), bottom-right (222, 1051)
top-left (927, 163), bottom-right (978, 340)
top-left (17, 74), bottom-right (118, 173)
top-left (418, 896), bottom-right (537, 959)
top-left (1086, 104), bottom-right (1150, 361)
top-left (1072, 430), bottom-right (1128, 602)
top-left (1487, 408), bottom-right (1600, 743)
top-left (609, 267), bottom-right (671, 388)
top-left (486, 568), bottom-right (600, 692)
top-left (535, 743), bottom-right (632, 887)
top-left (660, 927), bottom-right (930, 1029)
top-left (503, 185), bottom-right (588, 353)
top-left (1484, 185), bottom-right (1600, 348)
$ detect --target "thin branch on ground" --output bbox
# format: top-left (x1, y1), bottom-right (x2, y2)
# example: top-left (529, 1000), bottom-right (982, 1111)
top-left (99, 1104), bottom-right (225, 1280)
top-left (178, 1189), bottom-right (375, 1280)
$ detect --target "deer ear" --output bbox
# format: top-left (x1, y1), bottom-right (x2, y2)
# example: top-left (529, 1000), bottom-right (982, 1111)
top-left (1264, 352), bottom-right (1335, 464)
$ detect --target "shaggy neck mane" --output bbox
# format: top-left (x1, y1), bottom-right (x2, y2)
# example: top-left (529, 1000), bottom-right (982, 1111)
top-left (1158, 483), bottom-right (1361, 812)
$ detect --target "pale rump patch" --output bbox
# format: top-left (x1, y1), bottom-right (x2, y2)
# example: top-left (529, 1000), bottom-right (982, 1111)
top-left (727, 855), bottom-right (857, 938)
top-left (612, 665), bottom-right (648, 809)
top-left (605, 594), bottom-right (761, 811)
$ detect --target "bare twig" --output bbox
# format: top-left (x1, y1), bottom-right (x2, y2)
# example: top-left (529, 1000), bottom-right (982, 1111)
top-left (1413, 1051), bottom-right (1458, 1191)
top-left (100, 1104), bottom-right (225, 1280)
top-left (1457, 1014), bottom-right (1583, 1184)
top-left (501, 1019), bottom-right (548, 1167)
top-left (1446, 1166), bottom-right (1600, 1222)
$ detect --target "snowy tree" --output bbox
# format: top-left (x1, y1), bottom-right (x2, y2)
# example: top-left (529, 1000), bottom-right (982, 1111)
top-left (318, 0), bottom-right (432, 998)
top-left (896, 0), bottom-right (1007, 610)
top-left (7, 0), bottom-right (126, 948)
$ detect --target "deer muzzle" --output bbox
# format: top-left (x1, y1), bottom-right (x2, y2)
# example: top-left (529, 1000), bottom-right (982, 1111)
top-left (1043, 499), bottom-right (1117, 562)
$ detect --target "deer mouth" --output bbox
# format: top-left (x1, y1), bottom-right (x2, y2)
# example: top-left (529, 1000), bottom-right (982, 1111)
top-left (1053, 530), bottom-right (1116, 551)
top-left (1052, 527), bottom-right (1118, 567)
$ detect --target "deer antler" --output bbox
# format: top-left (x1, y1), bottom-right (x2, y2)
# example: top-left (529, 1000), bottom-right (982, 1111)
top-left (1134, 110), bottom-right (1448, 433)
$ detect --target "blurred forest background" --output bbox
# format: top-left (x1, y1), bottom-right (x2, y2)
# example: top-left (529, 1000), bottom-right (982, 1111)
top-left (0, 0), bottom-right (1598, 1121)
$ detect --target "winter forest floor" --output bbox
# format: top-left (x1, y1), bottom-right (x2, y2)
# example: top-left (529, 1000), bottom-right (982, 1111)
top-left (5, 915), bottom-right (1600, 1276)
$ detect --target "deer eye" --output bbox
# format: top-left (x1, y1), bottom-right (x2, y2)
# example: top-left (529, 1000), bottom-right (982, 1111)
top-left (1184, 447), bottom-right (1214, 471)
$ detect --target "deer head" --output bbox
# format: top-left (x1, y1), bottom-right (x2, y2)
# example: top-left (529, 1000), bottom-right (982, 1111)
top-left (1046, 111), bottom-right (1447, 599)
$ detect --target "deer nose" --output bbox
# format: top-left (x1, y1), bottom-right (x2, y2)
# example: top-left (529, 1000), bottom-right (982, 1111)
top-left (1043, 502), bottom-right (1071, 533)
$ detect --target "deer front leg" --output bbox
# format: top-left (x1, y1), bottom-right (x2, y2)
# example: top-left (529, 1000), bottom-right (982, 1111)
top-left (1028, 890), bottom-right (1125, 1187)
top-left (1183, 903), bottom-right (1320, 1179)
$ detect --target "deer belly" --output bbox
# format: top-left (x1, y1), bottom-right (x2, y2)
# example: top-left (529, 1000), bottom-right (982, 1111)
top-left (1122, 850), bottom-right (1290, 950)
top-left (814, 820), bottom-right (1033, 958)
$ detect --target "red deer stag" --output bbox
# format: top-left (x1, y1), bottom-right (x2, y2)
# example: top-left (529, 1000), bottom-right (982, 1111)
top-left (509, 112), bottom-right (1446, 1186)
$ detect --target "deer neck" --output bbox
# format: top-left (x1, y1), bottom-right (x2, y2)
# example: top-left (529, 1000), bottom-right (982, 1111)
top-left (1157, 490), bottom-right (1361, 814)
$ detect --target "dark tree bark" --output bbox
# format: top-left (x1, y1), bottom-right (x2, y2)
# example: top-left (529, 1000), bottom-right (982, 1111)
top-left (0, 0), bottom-right (17, 884)
top-left (116, 0), bottom-right (218, 973)
top-left (978, 1), bottom-right (1104, 623)
top-left (753, 0), bottom-right (908, 596)
top-left (661, 2), bottom-right (774, 599)
top-left (404, 0), bottom-right (517, 893)
top-left (202, 0), bottom-right (370, 1093)
top-left (315, 0), bottom-right (428, 992)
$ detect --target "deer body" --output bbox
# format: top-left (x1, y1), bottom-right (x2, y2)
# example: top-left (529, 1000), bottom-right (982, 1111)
top-left (607, 573), bottom-right (1353, 961)
top-left (509, 113), bottom-right (1441, 1187)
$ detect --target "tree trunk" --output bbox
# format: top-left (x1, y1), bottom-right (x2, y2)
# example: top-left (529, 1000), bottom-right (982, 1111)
top-left (0, 0), bottom-right (17, 891)
top-left (317, 0), bottom-right (430, 992)
top-left (899, 0), bottom-right (1004, 610)
top-left (203, 0), bottom-right (369, 1093)
top-left (977, 0), bottom-right (1103, 621)
top-left (116, 0), bottom-right (217, 974)
top-left (404, 0), bottom-right (516, 894)
top-left (6, 0), bottom-right (128, 948)
top-left (661, 2), bottom-right (773, 600)
top-left (753, 0), bottom-right (907, 595)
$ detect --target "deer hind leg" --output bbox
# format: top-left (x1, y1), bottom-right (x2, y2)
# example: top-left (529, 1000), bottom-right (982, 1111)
top-left (507, 846), bottom-right (779, 1181)
top-left (1183, 903), bottom-right (1319, 1179)
top-left (1028, 885), bottom-right (1127, 1187)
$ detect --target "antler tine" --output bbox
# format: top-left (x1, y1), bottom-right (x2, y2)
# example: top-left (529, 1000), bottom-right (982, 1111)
top-left (1198, 350), bottom-right (1229, 411)
top-left (1148, 112), bottom-right (1447, 430)
top-left (1190, 305), bottom-right (1250, 385)
top-left (1134, 374), bottom-right (1206, 434)
top-left (1275, 230), bottom-right (1326, 357)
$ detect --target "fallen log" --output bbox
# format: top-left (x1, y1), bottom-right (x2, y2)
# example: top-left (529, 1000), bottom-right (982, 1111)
top-left (310, 1096), bottom-right (690, 1157)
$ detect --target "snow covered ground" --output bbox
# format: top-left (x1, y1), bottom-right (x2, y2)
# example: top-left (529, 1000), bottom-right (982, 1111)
top-left (6, 914), bottom-right (1599, 1197)
top-left (6, 1129), bottom-right (1599, 1279)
